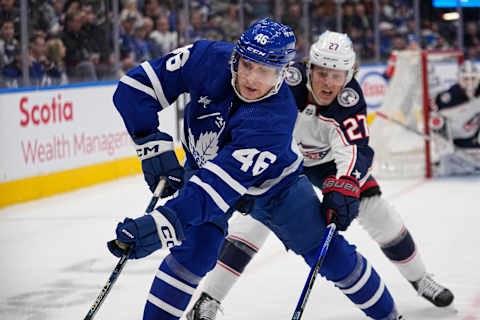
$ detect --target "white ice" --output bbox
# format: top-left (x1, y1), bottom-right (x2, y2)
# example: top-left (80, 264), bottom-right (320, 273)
top-left (1, 175), bottom-right (479, 319)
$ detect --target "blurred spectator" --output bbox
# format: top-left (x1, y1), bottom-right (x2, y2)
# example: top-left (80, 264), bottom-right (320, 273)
top-left (0, 0), bottom-right (20, 32)
top-left (464, 22), bottom-right (480, 51)
top-left (281, 3), bottom-right (302, 35)
top-left (1, 47), bottom-right (45, 88)
top-left (246, 0), bottom-right (270, 23)
top-left (0, 19), bottom-right (18, 70)
top-left (342, 2), bottom-right (356, 33)
top-left (29, 34), bottom-right (47, 68)
top-left (187, 10), bottom-right (206, 42)
top-left (150, 15), bottom-right (177, 56)
top-left (354, 2), bottom-right (372, 32)
top-left (43, 38), bottom-right (68, 85)
top-left (120, 0), bottom-right (143, 24)
top-left (204, 13), bottom-right (224, 41)
top-left (132, 22), bottom-right (152, 62)
top-left (219, 2), bottom-right (241, 43)
top-left (311, 4), bottom-right (335, 37)
top-left (61, 9), bottom-right (97, 82)
top-left (142, 0), bottom-right (162, 21)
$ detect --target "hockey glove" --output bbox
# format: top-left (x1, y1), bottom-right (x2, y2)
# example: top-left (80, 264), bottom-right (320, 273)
top-left (107, 206), bottom-right (185, 259)
top-left (321, 175), bottom-right (360, 231)
top-left (134, 131), bottom-right (184, 197)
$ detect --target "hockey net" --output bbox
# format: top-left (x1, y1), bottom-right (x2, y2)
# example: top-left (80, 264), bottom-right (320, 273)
top-left (369, 50), bottom-right (463, 179)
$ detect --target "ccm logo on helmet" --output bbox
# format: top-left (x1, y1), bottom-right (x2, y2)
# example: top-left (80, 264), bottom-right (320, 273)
top-left (247, 46), bottom-right (267, 56)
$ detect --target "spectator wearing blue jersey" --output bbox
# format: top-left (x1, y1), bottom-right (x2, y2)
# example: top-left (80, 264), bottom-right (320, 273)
top-left (107, 18), bottom-right (402, 320)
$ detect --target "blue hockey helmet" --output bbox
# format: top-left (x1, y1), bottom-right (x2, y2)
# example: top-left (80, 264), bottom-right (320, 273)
top-left (235, 18), bottom-right (296, 68)
top-left (231, 18), bottom-right (296, 102)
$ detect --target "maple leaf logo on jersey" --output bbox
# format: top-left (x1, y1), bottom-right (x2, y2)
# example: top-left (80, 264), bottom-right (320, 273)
top-left (188, 123), bottom-right (226, 167)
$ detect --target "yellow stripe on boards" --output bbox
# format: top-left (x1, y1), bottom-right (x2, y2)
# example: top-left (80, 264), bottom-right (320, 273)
top-left (0, 157), bottom-right (141, 209)
top-left (0, 147), bottom-right (186, 209)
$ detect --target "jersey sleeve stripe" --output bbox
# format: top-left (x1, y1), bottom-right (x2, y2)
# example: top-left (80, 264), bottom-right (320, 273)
top-left (246, 139), bottom-right (303, 195)
top-left (147, 293), bottom-right (184, 317)
top-left (204, 161), bottom-right (247, 195)
top-left (119, 75), bottom-right (156, 99)
top-left (189, 175), bottom-right (230, 212)
top-left (141, 61), bottom-right (170, 109)
top-left (346, 144), bottom-right (357, 175)
top-left (154, 269), bottom-right (196, 295)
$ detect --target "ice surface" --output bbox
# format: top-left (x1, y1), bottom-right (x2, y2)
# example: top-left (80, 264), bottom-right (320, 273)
top-left (1, 175), bottom-right (479, 319)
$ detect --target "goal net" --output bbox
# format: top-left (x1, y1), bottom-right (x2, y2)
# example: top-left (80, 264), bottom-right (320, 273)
top-left (369, 50), bottom-right (463, 179)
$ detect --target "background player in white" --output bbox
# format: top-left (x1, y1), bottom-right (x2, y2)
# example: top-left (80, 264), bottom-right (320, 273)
top-left (108, 20), bottom-right (403, 320)
top-left (431, 60), bottom-right (480, 175)
top-left (187, 30), bottom-right (454, 320)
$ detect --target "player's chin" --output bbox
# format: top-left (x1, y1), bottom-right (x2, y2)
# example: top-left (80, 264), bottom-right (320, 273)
top-left (240, 87), bottom-right (263, 100)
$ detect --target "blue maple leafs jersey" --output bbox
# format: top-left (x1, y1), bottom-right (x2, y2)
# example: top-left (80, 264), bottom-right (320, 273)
top-left (285, 62), bottom-right (373, 184)
top-left (113, 40), bottom-right (302, 226)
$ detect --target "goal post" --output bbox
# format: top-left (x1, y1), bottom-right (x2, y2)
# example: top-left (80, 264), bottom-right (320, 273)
top-left (369, 49), bottom-right (463, 179)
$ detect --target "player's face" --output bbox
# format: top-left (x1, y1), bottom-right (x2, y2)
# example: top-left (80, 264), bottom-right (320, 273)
top-left (236, 58), bottom-right (279, 100)
top-left (310, 66), bottom-right (347, 105)
top-left (460, 75), bottom-right (479, 98)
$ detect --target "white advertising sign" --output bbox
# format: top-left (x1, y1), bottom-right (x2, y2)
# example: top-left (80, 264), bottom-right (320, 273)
top-left (0, 84), bottom-right (177, 183)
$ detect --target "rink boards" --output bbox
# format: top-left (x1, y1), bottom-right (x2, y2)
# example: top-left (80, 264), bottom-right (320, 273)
top-left (0, 82), bottom-right (179, 208)
top-left (0, 60), bottom-right (466, 208)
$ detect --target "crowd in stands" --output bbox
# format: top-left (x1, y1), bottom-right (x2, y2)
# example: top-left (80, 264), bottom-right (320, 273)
top-left (1, 0), bottom-right (479, 89)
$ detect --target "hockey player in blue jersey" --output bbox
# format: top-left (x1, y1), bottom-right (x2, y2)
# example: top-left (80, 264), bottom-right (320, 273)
top-left (187, 30), bottom-right (455, 320)
top-left (108, 19), bottom-right (402, 319)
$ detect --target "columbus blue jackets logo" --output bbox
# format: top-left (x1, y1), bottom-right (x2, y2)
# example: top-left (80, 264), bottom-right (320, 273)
top-left (337, 87), bottom-right (359, 108)
top-left (440, 92), bottom-right (451, 104)
top-left (303, 104), bottom-right (316, 116)
top-left (285, 66), bottom-right (302, 86)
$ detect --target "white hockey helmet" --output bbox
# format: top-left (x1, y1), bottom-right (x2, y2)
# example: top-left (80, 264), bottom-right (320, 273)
top-left (458, 60), bottom-right (479, 99)
top-left (307, 30), bottom-right (356, 98)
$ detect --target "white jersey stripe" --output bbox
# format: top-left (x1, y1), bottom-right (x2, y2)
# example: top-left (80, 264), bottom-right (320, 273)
top-left (155, 269), bottom-right (196, 295)
top-left (141, 61), bottom-right (170, 109)
top-left (204, 161), bottom-right (247, 195)
top-left (190, 175), bottom-right (229, 212)
top-left (246, 139), bottom-right (302, 196)
top-left (340, 261), bottom-right (372, 294)
top-left (346, 144), bottom-right (357, 176)
top-left (120, 75), bottom-right (156, 99)
top-left (357, 280), bottom-right (385, 309)
top-left (147, 293), bottom-right (184, 317)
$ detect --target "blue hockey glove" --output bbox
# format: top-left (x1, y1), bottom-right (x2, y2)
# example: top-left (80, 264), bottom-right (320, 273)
top-left (107, 206), bottom-right (185, 259)
top-left (321, 175), bottom-right (360, 231)
top-left (134, 131), bottom-right (184, 197)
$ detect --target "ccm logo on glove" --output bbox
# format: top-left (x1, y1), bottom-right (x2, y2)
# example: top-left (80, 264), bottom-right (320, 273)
top-left (136, 140), bottom-right (173, 160)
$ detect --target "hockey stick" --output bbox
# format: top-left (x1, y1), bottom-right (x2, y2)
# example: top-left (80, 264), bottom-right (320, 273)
top-left (291, 223), bottom-right (336, 320)
top-left (374, 111), bottom-right (431, 140)
top-left (374, 111), bottom-right (480, 169)
top-left (83, 179), bottom-right (167, 320)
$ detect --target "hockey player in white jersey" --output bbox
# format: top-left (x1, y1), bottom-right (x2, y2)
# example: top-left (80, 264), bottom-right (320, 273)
top-left (431, 60), bottom-right (480, 175)
top-left (107, 20), bottom-right (403, 319)
top-left (187, 30), bottom-right (454, 320)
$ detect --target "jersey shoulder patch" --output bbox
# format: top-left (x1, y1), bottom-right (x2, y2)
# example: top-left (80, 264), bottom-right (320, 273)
top-left (337, 87), bottom-right (360, 108)
top-left (285, 65), bottom-right (303, 86)
top-left (440, 92), bottom-right (451, 104)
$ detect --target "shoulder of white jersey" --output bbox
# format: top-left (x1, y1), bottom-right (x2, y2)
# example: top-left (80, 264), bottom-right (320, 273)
top-left (285, 62), bottom-right (306, 87)
top-left (336, 78), bottom-right (366, 109)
